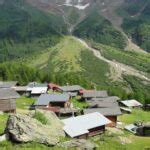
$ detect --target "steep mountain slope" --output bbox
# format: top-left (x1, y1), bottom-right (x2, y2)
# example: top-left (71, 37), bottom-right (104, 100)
top-left (0, 0), bottom-right (67, 62)
top-left (73, 9), bottom-right (126, 49)
top-left (118, 0), bottom-right (150, 52)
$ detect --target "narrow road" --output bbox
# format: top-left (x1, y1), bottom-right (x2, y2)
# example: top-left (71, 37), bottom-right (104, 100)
top-left (74, 37), bottom-right (150, 81)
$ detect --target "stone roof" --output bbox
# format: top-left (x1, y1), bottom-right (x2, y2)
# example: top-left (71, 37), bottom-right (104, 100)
top-left (0, 81), bottom-right (18, 88)
top-left (84, 107), bottom-right (122, 116)
top-left (35, 93), bottom-right (70, 105)
top-left (0, 88), bottom-right (20, 100)
top-left (83, 91), bottom-right (108, 98)
top-left (59, 85), bottom-right (83, 92)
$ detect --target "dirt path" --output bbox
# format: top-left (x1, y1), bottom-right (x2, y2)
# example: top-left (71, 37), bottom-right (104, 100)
top-left (74, 37), bottom-right (150, 81)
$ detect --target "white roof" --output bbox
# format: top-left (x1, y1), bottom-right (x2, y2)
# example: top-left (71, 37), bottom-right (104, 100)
top-left (31, 87), bottom-right (47, 94)
top-left (125, 124), bottom-right (138, 134)
top-left (62, 112), bottom-right (111, 138)
top-left (121, 100), bottom-right (142, 107)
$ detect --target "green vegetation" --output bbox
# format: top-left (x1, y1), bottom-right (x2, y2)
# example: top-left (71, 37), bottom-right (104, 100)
top-left (0, 141), bottom-right (51, 150)
top-left (0, 0), bottom-right (67, 62)
top-left (71, 97), bottom-right (89, 109)
top-left (16, 97), bottom-right (35, 110)
top-left (123, 75), bottom-right (150, 104)
top-left (92, 42), bottom-right (150, 73)
top-left (74, 9), bottom-right (126, 49)
top-left (119, 109), bottom-right (150, 124)
top-left (91, 131), bottom-right (150, 150)
top-left (118, 0), bottom-right (150, 52)
top-left (33, 111), bottom-right (48, 125)
top-left (0, 62), bottom-right (42, 85)
top-left (0, 114), bottom-right (8, 135)
top-left (0, 36), bottom-right (149, 104)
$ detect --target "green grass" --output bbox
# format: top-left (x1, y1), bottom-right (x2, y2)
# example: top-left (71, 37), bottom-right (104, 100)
top-left (0, 141), bottom-right (53, 150)
top-left (16, 96), bottom-right (35, 110)
top-left (27, 36), bottom-right (87, 72)
top-left (71, 97), bottom-right (89, 109)
top-left (33, 111), bottom-right (48, 125)
top-left (91, 132), bottom-right (150, 150)
top-left (0, 114), bottom-right (8, 135)
top-left (118, 109), bottom-right (150, 124)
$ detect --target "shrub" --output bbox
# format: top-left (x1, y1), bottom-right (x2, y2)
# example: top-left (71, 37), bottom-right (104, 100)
top-left (33, 112), bottom-right (48, 125)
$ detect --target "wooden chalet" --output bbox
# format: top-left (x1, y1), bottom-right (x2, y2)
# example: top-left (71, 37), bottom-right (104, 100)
top-left (120, 100), bottom-right (143, 108)
top-left (0, 88), bottom-right (20, 113)
top-left (27, 82), bottom-right (48, 97)
top-left (34, 93), bottom-right (71, 113)
top-left (62, 112), bottom-right (111, 138)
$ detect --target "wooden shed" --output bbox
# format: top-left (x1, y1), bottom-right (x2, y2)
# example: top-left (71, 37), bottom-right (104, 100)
top-left (34, 93), bottom-right (71, 112)
top-left (62, 112), bottom-right (111, 139)
top-left (0, 89), bottom-right (20, 113)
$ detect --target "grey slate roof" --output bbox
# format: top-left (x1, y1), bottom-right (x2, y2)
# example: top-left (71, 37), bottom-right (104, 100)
top-left (35, 93), bottom-right (70, 105)
top-left (0, 89), bottom-right (20, 100)
top-left (0, 81), bottom-right (17, 88)
top-left (59, 85), bottom-right (83, 92)
top-left (14, 86), bottom-right (28, 91)
top-left (91, 96), bottom-right (120, 102)
top-left (27, 82), bottom-right (47, 88)
top-left (83, 91), bottom-right (108, 98)
top-left (88, 101), bottom-right (119, 108)
top-left (84, 107), bottom-right (122, 116)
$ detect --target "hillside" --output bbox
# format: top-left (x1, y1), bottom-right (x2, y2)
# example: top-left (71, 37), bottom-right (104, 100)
top-left (0, 0), bottom-right (67, 62)
top-left (0, 0), bottom-right (149, 104)
top-left (118, 0), bottom-right (150, 52)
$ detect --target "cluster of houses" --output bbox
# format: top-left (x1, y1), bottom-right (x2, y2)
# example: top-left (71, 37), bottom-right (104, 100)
top-left (0, 81), bottom-right (148, 138)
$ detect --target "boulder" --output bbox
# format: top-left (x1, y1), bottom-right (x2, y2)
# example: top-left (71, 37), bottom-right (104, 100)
top-left (35, 109), bottom-right (65, 137)
top-left (58, 139), bottom-right (97, 150)
top-left (5, 113), bottom-right (63, 146)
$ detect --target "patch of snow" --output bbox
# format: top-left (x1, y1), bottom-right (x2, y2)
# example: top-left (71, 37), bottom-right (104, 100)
top-left (74, 3), bottom-right (90, 10)
top-left (64, 0), bottom-right (89, 10)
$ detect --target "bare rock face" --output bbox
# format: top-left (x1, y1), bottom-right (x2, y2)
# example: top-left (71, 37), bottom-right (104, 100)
top-left (5, 113), bottom-right (63, 146)
top-left (58, 139), bottom-right (97, 150)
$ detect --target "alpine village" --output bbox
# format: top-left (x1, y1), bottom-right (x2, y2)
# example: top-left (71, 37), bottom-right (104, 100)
top-left (0, 0), bottom-right (150, 149)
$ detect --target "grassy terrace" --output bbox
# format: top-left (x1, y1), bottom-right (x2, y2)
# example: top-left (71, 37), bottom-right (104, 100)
top-left (119, 109), bottom-right (150, 124)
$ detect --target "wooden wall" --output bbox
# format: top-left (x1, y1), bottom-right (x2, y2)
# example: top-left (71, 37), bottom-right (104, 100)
top-left (0, 99), bottom-right (16, 112)
top-left (106, 116), bottom-right (117, 127)
top-left (88, 125), bottom-right (105, 137)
